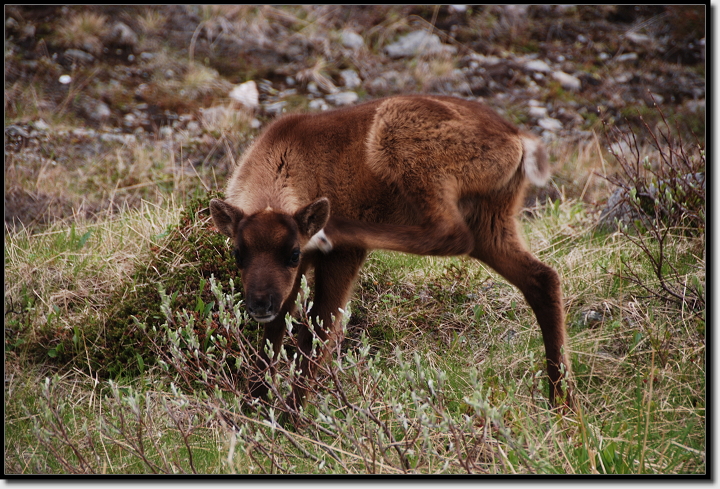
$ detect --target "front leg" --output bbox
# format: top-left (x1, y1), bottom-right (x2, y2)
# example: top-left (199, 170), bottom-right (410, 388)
top-left (247, 259), bottom-right (311, 402)
top-left (248, 316), bottom-right (287, 401)
top-left (285, 247), bottom-right (367, 410)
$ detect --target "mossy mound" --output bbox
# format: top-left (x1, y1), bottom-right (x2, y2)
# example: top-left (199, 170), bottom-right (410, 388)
top-left (72, 191), bottom-right (257, 377)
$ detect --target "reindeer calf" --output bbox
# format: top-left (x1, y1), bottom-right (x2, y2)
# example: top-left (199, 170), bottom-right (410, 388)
top-left (210, 95), bottom-right (572, 410)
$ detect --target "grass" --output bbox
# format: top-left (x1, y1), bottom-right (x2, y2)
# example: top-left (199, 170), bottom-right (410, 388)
top-left (4, 120), bottom-right (705, 476)
top-left (5, 189), bottom-right (705, 474)
top-left (4, 5), bottom-right (705, 475)
top-left (54, 10), bottom-right (108, 56)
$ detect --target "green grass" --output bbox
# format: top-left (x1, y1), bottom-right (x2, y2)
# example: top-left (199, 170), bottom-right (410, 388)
top-left (4, 6), bottom-right (705, 474)
top-left (5, 195), bottom-right (705, 474)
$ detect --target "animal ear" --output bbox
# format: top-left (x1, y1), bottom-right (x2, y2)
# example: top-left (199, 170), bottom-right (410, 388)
top-left (209, 199), bottom-right (244, 238)
top-left (294, 197), bottom-right (330, 237)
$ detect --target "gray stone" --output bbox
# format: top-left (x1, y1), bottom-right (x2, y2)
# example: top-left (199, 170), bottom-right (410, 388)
top-left (624, 32), bottom-right (652, 45)
top-left (106, 21), bottom-right (138, 49)
top-left (325, 91), bottom-right (358, 106)
top-left (616, 53), bottom-right (638, 63)
top-left (229, 80), bottom-right (260, 110)
top-left (33, 119), bottom-right (50, 131)
top-left (538, 117), bottom-right (562, 131)
top-left (384, 30), bottom-right (455, 58)
top-left (597, 173), bottom-right (705, 231)
top-left (340, 69), bottom-right (362, 89)
top-left (341, 30), bottom-right (364, 50)
top-left (81, 99), bottom-right (111, 123)
top-left (552, 71), bottom-right (581, 91)
top-left (529, 105), bottom-right (548, 118)
top-left (64, 49), bottom-right (95, 65)
top-left (99, 133), bottom-right (135, 144)
top-left (185, 120), bottom-right (201, 136)
top-left (264, 101), bottom-right (287, 115)
top-left (309, 99), bottom-right (329, 111)
top-left (524, 59), bottom-right (552, 73)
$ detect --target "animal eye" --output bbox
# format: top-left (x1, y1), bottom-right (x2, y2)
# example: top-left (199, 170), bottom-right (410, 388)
top-left (287, 248), bottom-right (301, 267)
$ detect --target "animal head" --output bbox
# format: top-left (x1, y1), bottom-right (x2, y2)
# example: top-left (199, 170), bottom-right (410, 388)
top-left (209, 197), bottom-right (330, 323)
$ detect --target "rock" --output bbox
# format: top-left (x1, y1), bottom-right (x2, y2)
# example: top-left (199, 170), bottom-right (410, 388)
top-left (139, 52), bottom-right (155, 61)
top-left (340, 69), bottom-right (362, 89)
top-left (229, 80), bottom-right (260, 110)
top-left (325, 91), bottom-right (358, 106)
top-left (616, 53), bottom-right (638, 63)
top-left (80, 98), bottom-right (111, 123)
top-left (264, 101), bottom-right (287, 115)
top-left (625, 32), bottom-right (652, 45)
top-left (63, 49), bottom-right (95, 65)
top-left (581, 310), bottom-right (604, 328)
top-left (99, 133), bottom-right (135, 144)
top-left (186, 120), bottom-right (201, 136)
top-left (306, 82), bottom-right (321, 96)
top-left (556, 107), bottom-right (584, 126)
top-left (384, 30), bottom-right (455, 58)
top-left (524, 59), bottom-right (552, 73)
top-left (538, 117), bottom-right (563, 131)
top-left (20, 23), bottom-right (36, 42)
top-left (33, 119), bottom-right (50, 131)
top-left (528, 105), bottom-right (548, 118)
top-left (684, 99), bottom-right (705, 113)
top-left (552, 71), bottom-right (582, 91)
top-left (366, 70), bottom-right (414, 95)
top-left (309, 99), bottom-right (329, 111)
top-left (122, 113), bottom-right (137, 129)
top-left (467, 53), bottom-right (503, 66)
top-left (448, 5), bottom-right (467, 13)
top-left (340, 69), bottom-right (362, 90)
top-left (597, 187), bottom-right (642, 230)
top-left (5, 124), bottom-right (31, 139)
top-left (106, 22), bottom-right (138, 49)
top-left (159, 126), bottom-right (173, 139)
top-left (341, 30), bottom-right (364, 50)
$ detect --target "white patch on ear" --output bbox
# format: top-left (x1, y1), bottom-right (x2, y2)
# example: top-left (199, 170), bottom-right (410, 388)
top-left (304, 229), bottom-right (333, 253)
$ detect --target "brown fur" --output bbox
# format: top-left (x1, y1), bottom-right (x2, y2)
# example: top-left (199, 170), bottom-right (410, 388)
top-left (210, 95), bottom-right (573, 410)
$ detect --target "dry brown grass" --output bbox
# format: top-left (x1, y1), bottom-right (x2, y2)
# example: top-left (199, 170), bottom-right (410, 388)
top-left (55, 11), bottom-right (108, 56)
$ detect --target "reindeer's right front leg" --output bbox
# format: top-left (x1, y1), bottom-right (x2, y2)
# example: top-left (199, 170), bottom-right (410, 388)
top-left (248, 316), bottom-right (287, 401)
top-left (247, 260), bottom-right (310, 402)
top-left (286, 247), bottom-right (367, 410)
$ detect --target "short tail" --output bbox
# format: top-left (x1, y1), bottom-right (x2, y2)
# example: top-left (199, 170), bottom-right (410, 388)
top-left (521, 135), bottom-right (551, 186)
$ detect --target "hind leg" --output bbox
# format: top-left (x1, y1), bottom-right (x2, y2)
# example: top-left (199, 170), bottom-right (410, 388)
top-left (469, 207), bottom-right (573, 407)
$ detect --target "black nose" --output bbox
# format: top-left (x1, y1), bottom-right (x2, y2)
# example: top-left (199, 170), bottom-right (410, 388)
top-left (248, 294), bottom-right (274, 318)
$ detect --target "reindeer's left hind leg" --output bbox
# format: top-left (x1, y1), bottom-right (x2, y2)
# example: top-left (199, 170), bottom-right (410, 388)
top-left (468, 205), bottom-right (573, 408)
